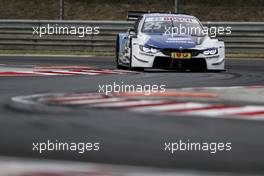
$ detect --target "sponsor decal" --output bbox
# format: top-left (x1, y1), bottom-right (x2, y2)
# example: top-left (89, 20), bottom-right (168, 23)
top-left (145, 16), bottom-right (197, 23)
top-left (171, 52), bottom-right (192, 59)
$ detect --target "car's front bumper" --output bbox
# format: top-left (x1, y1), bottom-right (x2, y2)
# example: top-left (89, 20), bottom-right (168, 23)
top-left (131, 46), bottom-right (225, 70)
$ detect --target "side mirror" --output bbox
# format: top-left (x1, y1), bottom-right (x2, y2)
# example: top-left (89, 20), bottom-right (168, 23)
top-left (128, 28), bottom-right (136, 35)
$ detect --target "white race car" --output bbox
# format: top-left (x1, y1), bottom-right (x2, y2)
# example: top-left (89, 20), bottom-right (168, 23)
top-left (116, 12), bottom-right (225, 71)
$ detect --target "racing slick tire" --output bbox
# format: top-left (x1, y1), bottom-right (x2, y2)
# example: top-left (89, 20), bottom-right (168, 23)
top-left (116, 36), bottom-right (128, 70)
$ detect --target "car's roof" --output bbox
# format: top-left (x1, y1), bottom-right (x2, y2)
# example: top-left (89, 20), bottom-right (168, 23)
top-left (143, 13), bottom-right (196, 19)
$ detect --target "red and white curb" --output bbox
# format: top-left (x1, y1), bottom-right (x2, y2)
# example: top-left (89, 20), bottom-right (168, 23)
top-left (180, 85), bottom-right (264, 91)
top-left (0, 157), bottom-right (256, 176)
top-left (42, 96), bottom-right (264, 120)
top-left (0, 65), bottom-right (135, 76)
top-left (11, 86), bottom-right (264, 121)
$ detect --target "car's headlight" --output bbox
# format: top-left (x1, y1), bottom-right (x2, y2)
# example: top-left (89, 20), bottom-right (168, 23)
top-left (139, 45), bottom-right (159, 54)
top-left (203, 48), bottom-right (218, 55)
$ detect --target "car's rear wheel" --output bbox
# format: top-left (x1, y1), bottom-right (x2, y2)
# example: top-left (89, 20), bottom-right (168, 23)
top-left (116, 36), bottom-right (127, 70)
top-left (116, 36), bottom-right (121, 69)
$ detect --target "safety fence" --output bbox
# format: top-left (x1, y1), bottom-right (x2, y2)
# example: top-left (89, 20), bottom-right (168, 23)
top-left (0, 20), bottom-right (263, 53)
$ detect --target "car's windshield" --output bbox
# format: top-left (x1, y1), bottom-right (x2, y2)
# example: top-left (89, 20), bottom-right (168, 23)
top-left (141, 16), bottom-right (204, 36)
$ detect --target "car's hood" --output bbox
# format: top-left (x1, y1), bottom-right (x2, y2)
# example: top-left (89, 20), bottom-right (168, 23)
top-left (144, 34), bottom-right (201, 49)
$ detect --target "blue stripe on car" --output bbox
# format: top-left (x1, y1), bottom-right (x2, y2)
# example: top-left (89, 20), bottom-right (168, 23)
top-left (145, 35), bottom-right (196, 49)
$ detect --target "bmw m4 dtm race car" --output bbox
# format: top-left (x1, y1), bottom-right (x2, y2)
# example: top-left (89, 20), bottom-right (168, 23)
top-left (116, 11), bottom-right (225, 71)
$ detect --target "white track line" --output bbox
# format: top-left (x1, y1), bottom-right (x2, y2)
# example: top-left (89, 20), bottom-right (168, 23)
top-left (36, 71), bottom-right (100, 75)
top-left (40, 95), bottom-right (105, 102)
top-left (65, 70), bottom-right (103, 75)
top-left (0, 68), bottom-right (133, 76)
top-left (33, 72), bottom-right (63, 76)
top-left (81, 70), bottom-right (117, 74)
top-left (56, 97), bottom-right (124, 105)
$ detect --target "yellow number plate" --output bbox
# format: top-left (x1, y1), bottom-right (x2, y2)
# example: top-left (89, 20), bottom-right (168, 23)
top-left (171, 52), bottom-right (191, 59)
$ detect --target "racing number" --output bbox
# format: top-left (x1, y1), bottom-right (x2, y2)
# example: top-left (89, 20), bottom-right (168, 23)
top-left (144, 22), bottom-right (162, 31)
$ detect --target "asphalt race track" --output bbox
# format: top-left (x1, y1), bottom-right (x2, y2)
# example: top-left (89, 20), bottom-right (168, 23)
top-left (0, 56), bottom-right (264, 174)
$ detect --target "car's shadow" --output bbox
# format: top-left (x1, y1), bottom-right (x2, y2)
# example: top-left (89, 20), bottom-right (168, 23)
top-left (141, 69), bottom-right (225, 73)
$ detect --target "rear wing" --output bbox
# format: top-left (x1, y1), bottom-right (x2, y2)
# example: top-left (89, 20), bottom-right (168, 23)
top-left (127, 11), bottom-right (149, 21)
top-left (127, 11), bottom-right (192, 21)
